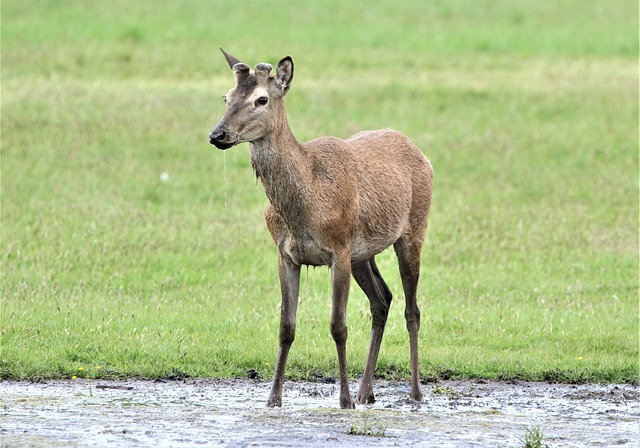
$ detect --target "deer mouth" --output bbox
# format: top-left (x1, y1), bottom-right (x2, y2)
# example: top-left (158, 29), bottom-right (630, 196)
top-left (210, 138), bottom-right (235, 150)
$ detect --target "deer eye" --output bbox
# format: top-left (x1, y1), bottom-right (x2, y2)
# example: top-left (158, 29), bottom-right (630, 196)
top-left (256, 96), bottom-right (268, 106)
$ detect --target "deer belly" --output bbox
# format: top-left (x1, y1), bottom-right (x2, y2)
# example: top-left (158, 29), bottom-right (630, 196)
top-left (279, 231), bottom-right (397, 266)
top-left (350, 233), bottom-right (398, 263)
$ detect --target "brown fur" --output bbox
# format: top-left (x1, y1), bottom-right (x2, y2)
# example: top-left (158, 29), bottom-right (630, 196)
top-left (209, 49), bottom-right (433, 409)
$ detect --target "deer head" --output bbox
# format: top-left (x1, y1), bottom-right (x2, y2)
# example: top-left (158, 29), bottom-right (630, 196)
top-left (209, 48), bottom-right (294, 150)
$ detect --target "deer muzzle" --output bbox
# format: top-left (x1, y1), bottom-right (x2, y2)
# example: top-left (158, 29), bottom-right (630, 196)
top-left (209, 123), bottom-right (236, 150)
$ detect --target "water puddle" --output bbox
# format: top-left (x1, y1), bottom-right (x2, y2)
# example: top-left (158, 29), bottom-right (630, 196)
top-left (1, 379), bottom-right (637, 447)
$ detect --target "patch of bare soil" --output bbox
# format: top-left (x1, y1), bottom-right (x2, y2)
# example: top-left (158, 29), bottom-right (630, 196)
top-left (1, 379), bottom-right (637, 447)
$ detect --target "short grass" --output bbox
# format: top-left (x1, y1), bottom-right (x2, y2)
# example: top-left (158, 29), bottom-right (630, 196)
top-left (519, 425), bottom-right (549, 448)
top-left (2, 0), bottom-right (638, 384)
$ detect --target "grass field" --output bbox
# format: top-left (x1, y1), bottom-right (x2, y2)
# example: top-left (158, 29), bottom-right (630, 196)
top-left (2, 0), bottom-right (638, 384)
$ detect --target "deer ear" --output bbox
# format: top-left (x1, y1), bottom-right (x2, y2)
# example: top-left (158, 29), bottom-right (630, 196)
top-left (275, 56), bottom-right (294, 95)
top-left (220, 47), bottom-right (242, 70)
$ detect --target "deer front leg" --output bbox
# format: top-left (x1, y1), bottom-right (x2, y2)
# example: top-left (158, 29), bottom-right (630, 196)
top-left (330, 249), bottom-right (356, 409)
top-left (266, 254), bottom-right (301, 407)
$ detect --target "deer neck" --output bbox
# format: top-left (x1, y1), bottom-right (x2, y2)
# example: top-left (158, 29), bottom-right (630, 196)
top-left (249, 108), bottom-right (311, 221)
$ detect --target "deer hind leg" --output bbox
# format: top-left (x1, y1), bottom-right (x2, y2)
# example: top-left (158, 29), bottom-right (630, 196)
top-left (352, 258), bottom-right (393, 404)
top-left (394, 236), bottom-right (425, 402)
top-left (266, 253), bottom-right (301, 407)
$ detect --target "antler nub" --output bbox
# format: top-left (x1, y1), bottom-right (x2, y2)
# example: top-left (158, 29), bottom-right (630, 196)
top-left (255, 63), bottom-right (273, 78)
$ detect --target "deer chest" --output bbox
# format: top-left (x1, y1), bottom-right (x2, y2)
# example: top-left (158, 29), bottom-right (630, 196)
top-left (279, 230), bottom-right (333, 267)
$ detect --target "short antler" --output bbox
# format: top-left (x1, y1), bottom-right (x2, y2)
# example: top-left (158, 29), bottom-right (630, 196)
top-left (220, 47), bottom-right (242, 69)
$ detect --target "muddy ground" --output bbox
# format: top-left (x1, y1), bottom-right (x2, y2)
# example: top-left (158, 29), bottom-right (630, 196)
top-left (1, 378), bottom-right (638, 447)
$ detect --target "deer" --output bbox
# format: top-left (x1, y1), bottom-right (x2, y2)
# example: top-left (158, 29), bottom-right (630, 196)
top-left (208, 48), bottom-right (433, 409)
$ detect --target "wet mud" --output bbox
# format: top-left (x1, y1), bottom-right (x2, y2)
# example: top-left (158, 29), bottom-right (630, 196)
top-left (1, 378), bottom-right (638, 447)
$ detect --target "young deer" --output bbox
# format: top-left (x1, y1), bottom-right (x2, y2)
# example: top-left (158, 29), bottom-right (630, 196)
top-left (209, 49), bottom-right (433, 409)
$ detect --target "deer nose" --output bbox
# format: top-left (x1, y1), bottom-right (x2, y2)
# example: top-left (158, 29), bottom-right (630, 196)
top-left (209, 129), bottom-right (227, 145)
top-left (209, 127), bottom-right (235, 150)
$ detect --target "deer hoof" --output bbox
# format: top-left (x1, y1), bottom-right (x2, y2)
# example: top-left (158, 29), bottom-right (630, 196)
top-left (340, 395), bottom-right (356, 409)
top-left (355, 391), bottom-right (376, 405)
top-left (410, 390), bottom-right (424, 402)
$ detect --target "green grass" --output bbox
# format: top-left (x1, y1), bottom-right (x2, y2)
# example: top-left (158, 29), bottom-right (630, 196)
top-left (2, 0), bottom-right (638, 384)
top-left (519, 425), bottom-right (549, 448)
top-left (347, 411), bottom-right (388, 437)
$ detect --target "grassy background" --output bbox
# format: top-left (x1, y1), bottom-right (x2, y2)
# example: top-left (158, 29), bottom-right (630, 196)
top-left (2, 0), bottom-right (638, 384)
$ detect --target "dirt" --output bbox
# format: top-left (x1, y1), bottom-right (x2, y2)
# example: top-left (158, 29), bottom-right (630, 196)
top-left (1, 378), bottom-right (638, 447)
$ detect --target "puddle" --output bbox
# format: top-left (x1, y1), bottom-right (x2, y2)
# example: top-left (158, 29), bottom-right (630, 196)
top-left (1, 379), bottom-right (638, 447)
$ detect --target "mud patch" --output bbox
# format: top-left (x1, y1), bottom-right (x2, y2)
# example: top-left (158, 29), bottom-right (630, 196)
top-left (1, 379), bottom-right (637, 447)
